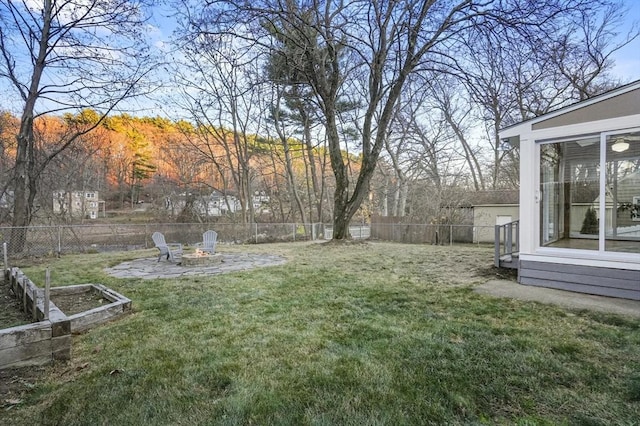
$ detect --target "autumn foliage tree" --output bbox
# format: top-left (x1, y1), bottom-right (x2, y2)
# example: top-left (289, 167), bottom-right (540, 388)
top-left (0, 0), bottom-right (154, 251)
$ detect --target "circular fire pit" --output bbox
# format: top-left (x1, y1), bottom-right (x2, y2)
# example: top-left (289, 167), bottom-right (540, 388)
top-left (181, 250), bottom-right (223, 266)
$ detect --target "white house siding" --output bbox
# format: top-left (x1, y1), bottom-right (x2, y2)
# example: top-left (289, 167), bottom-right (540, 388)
top-left (53, 191), bottom-right (100, 219)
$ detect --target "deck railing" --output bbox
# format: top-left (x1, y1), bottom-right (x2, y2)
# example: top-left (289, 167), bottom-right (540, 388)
top-left (494, 220), bottom-right (519, 267)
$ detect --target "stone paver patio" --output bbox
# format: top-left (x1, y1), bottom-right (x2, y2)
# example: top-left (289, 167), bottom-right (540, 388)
top-left (105, 253), bottom-right (286, 280)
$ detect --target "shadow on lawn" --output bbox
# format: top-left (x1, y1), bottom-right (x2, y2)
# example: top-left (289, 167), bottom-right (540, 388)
top-left (474, 264), bottom-right (518, 281)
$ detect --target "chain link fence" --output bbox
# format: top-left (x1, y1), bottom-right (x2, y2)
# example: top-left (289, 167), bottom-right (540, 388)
top-left (0, 223), bottom-right (329, 260)
top-left (0, 222), bottom-right (495, 260)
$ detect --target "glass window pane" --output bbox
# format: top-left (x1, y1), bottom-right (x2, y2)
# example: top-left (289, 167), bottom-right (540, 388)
top-left (540, 137), bottom-right (600, 250)
top-left (605, 132), bottom-right (640, 253)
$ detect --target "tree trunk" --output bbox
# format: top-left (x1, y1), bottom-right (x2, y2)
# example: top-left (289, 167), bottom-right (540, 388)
top-left (10, 116), bottom-right (32, 249)
top-left (283, 140), bottom-right (307, 224)
top-left (325, 108), bottom-right (351, 240)
top-left (300, 106), bottom-right (321, 223)
top-left (9, 2), bottom-right (52, 252)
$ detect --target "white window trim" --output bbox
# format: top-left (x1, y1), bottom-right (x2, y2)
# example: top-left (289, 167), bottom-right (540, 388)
top-left (534, 126), bottom-right (640, 263)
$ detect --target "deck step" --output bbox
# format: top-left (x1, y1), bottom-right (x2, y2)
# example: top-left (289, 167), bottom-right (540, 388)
top-left (499, 253), bottom-right (519, 269)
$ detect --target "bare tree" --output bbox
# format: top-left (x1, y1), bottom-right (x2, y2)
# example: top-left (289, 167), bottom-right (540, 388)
top-left (383, 83), bottom-right (455, 216)
top-left (264, 84), bottom-right (308, 224)
top-left (453, 0), bottom-right (636, 189)
top-left (176, 0), bottom-right (622, 238)
top-left (382, 78), bottom-right (469, 221)
top-left (425, 77), bottom-right (487, 191)
top-left (171, 31), bottom-right (265, 224)
top-left (0, 0), bottom-right (154, 251)
top-left (264, 59), bottom-right (328, 223)
top-left (549, 1), bottom-right (639, 100)
top-left (37, 114), bottom-right (110, 223)
top-left (0, 111), bottom-right (18, 223)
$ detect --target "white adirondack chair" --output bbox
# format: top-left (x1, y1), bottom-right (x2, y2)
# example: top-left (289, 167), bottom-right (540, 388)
top-left (152, 232), bottom-right (183, 262)
top-left (195, 230), bottom-right (218, 254)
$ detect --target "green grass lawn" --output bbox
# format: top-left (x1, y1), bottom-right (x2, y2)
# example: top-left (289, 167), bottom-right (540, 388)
top-left (2, 242), bottom-right (639, 425)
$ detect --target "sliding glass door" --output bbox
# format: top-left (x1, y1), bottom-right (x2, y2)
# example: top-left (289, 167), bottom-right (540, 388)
top-left (539, 136), bottom-right (601, 250)
top-left (539, 130), bottom-right (640, 253)
top-left (605, 132), bottom-right (640, 253)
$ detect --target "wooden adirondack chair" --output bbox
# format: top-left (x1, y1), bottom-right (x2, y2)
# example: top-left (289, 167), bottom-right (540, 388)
top-left (195, 230), bottom-right (218, 254)
top-left (152, 232), bottom-right (183, 262)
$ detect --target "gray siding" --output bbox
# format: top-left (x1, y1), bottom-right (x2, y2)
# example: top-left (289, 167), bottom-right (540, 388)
top-left (531, 88), bottom-right (640, 130)
top-left (519, 260), bottom-right (640, 301)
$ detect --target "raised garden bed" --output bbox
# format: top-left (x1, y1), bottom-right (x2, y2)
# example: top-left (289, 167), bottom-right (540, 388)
top-left (50, 284), bottom-right (131, 334)
top-left (51, 289), bottom-right (108, 316)
top-left (0, 274), bottom-right (30, 329)
top-left (1, 269), bottom-right (131, 370)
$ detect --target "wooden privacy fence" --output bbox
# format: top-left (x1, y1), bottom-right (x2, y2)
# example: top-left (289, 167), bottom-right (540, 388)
top-left (370, 222), bottom-right (484, 245)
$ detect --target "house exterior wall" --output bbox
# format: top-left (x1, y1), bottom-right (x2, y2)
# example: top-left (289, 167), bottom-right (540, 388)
top-left (500, 82), bottom-right (640, 300)
top-left (473, 205), bottom-right (519, 243)
top-left (519, 260), bottom-right (640, 300)
top-left (513, 114), bottom-right (640, 259)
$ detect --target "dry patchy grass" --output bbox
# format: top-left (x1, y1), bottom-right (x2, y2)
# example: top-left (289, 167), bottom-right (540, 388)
top-left (1, 242), bottom-right (638, 425)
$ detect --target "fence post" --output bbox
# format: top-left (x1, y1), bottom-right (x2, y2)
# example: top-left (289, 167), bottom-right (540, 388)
top-left (3, 242), bottom-right (7, 283)
top-left (450, 225), bottom-right (453, 246)
top-left (494, 225), bottom-right (501, 267)
top-left (58, 225), bottom-right (62, 256)
top-left (32, 286), bottom-right (38, 321)
top-left (22, 277), bottom-right (27, 313)
top-left (255, 223), bottom-right (258, 244)
top-left (44, 268), bottom-right (50, 320)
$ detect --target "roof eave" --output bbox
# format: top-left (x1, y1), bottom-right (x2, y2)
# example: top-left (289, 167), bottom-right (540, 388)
top-left (499, 79), bottom-right (640, 133)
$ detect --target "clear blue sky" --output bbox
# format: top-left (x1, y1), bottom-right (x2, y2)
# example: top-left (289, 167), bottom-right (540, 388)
top-left (1, 2), bottom-right (637, 117)
top-left (147, 1), bottom-right (640, 85)
top-left (139, 1), bottom-right (640, 117)
top-left (611, 0), bottom-right (640, 82)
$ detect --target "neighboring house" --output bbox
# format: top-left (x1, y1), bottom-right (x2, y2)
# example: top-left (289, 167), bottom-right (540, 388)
top-left (193, 191), bottom-right (241, 217)
top-left (252, 191), bottom-right (271, 214)
top-left (471, 190), bottom-right (519, 243)
top-left (499, 80), bottom-right (640, 300)
top-left (53, 190), bottom-right (102, 219)
top-left (167, 190), bottom-right (270, 217)
top-left (164, 191), bottom-right (235, 217)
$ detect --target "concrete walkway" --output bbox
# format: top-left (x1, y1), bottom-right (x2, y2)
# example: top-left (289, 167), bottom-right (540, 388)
top-left (476, 280), bottom-right (640, 318)
top-left (105, 253), bottom-right (287, 280)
